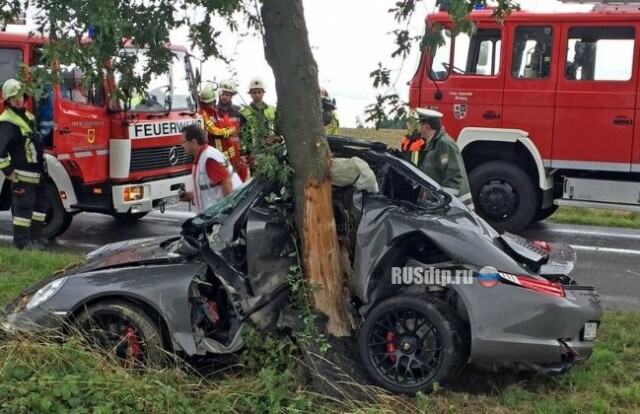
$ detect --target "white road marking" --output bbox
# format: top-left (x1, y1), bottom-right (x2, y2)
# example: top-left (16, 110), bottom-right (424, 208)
top-left (572, 244), bottom-right (640, 256)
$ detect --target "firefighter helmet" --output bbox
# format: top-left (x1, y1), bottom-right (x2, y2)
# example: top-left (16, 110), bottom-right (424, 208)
top-left (219, 79), bottom-right (237, 95)
top-left (2, 79), bottom-right (23, 100)
top-left (248, 77), bottom-right (265, 92)
top-left (199, 83), bottom-right (217, 104)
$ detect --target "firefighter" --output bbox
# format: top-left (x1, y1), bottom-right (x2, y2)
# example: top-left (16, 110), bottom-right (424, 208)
top-left (240, 77), bottom-right (277, 149)
top-left (400, 109), bottom-right (426, 167)
top-left (413, 108), bottom-right (473, 210)
top-left (320, 87), bottom-right (339, 135)
top-left (0, 79), bottom-right (50, 249)
top-left (210, 79), bottom-right (249, 182)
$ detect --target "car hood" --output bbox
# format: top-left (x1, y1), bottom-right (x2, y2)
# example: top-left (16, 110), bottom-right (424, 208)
top-left (78, 236), bottom-right (183, 273)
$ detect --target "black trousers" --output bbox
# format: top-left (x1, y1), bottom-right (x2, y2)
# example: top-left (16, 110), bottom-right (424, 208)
top-left (11, 180), bottom-right (49, 247)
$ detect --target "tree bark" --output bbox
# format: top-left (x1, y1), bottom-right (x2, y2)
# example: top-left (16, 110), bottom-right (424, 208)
top-left (261, 0), bottom-right (351, 337)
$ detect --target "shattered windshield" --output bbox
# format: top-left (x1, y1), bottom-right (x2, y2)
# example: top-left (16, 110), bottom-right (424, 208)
top-left (115, 48), bottom-right (197, 112)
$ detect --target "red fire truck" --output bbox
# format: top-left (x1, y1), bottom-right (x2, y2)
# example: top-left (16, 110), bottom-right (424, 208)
top-left (0, 32), bottom-right (202, 239)
top-left (409, 0), bottom-right (640, 232)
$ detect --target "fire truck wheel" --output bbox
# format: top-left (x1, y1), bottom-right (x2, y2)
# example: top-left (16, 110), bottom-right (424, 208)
top-left (534, 205), bottom-right (559, 222)
top-left (468, 161), bottom-right (537, 233)
top-left (42, 182), bottom-right (74, 239)
top-left (112, 212), bottom-right (149, 223)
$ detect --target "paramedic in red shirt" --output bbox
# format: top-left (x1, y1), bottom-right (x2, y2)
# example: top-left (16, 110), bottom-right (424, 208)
top-left (179, 125), bottom-right (242, 213)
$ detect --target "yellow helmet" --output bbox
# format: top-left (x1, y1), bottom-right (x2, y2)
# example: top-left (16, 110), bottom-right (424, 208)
top-left (199, 83), bottom-right (217, 104)
top-left (247, 77), bottom-right (265, 92)
top-left (219, 79), bottom-right (236, 95)
top-left (2, 79), bottom-right (23, 100)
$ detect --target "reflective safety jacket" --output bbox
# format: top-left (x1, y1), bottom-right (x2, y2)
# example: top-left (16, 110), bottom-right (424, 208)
top-left (240, 102), bottom-right (276, 147)
top-left (0, 107), bottom-right (45, 184)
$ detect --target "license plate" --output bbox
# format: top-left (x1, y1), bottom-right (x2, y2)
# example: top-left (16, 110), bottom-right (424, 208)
top-left (583, 322), bottom-right (598, 341)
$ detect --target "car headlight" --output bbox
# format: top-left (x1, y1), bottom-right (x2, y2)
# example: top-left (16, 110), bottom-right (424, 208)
top-left (26, 276), bottom-right (70, 310)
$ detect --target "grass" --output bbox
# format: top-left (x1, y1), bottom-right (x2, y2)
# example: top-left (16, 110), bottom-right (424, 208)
top-left (1, 247), bottom-right (639, 413)
top-left (338, 127), bottom-right (640, 230)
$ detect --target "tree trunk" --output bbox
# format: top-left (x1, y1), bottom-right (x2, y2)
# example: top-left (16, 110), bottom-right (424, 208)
top-left (261, 0), bottom-right (351, 337)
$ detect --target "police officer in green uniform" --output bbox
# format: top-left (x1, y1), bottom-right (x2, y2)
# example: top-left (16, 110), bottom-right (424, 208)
top-left (414, 108), bottom-right (474, 210)
top-left (0, 79), bottom-right (49, 249)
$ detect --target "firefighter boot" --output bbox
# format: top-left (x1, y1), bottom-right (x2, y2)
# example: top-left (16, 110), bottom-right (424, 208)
top-left (30, 221), bottom-right (49, 249)
top-left (13, 225), bottom-right (31, 250)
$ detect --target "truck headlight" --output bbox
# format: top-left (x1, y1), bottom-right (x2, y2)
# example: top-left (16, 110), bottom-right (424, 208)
top-left (124, 186), bottom-right (144, 201)
top-left (26, 276), bottom-right (70, 310)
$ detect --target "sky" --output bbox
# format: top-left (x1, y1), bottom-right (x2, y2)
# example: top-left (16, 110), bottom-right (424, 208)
top-left (10, 0), bottom-right (593, 127)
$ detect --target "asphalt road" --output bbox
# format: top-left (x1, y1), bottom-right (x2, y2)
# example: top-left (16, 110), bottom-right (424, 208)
top-left (1, 208), bottom-right (639, 311)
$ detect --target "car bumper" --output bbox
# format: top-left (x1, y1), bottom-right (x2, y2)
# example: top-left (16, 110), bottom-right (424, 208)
top-left (1, 305), bottom-right (70, 335)
top-left (111, 175), bottom-right (192, 213)
top-left (458, 282), bottom-right (604, 372)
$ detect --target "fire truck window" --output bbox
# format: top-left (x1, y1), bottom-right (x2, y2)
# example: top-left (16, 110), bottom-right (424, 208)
top-left (565, 26), bottom-right (635, 81)
top-left (511, 26), bottom-right (552, 80)
top-left (452, 29), bottom-right (501, 76)
top-left (0, 49), bottom-right (23, 87)
top-left (60, 66), bottom-right (105, 107)
top-left (429, 28), bottom-right (452, 80)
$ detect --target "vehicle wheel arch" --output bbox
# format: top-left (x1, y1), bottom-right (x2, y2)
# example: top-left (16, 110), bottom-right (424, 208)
top-left (457, 129), bottom-right (551, 191)
top-left (68, 294), bottom-right (175, 354)
top-left (364, 233), bottom-right (467, 315)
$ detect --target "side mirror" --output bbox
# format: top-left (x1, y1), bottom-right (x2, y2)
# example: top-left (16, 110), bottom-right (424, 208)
top-left (478, 42), bottom-right (489, 66)
top-left (195, 67), bottom-right (201, 86)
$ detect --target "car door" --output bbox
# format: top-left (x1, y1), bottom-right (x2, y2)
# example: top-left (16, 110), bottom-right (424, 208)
top-left (552, 23), bottom-right (638, 172)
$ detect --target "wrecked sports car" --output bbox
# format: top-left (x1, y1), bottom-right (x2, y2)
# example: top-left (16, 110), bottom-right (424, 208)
top-left (2, 136), bottom-right (603, 395)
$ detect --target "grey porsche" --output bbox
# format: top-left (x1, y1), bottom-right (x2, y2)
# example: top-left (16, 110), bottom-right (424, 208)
top-left (1, 136), bottom-right (604, 395)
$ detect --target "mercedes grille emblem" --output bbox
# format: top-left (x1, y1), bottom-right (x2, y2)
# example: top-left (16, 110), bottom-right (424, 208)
top-left (168, 146), bottom-right (179, 166)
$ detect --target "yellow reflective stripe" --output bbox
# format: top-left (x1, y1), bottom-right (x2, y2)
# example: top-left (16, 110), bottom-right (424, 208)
top-left (411, 152), bottom-right (419, 166)
top-left (15, 170), bottom-right (41, 184)
top-left (13, 217), bottom-right (32, 227)
top-left (0, 156), bottom-right (10, 169)
top-left (32, 212), bottom-right (46, 222)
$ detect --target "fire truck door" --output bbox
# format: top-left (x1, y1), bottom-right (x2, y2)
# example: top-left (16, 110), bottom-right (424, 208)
top-left (553, 24), bottom-right (637, 172)
top-left (424, 26), bottom-right (505, 139)
top-left (53, 66), bottom-right (110, 185)
top-left (503, 24), bottom-right (560, 161)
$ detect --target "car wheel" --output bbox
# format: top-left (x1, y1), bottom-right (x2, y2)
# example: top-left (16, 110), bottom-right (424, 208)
top-left (358, 295), bottom-right (465, 395)
top-left (112, 212), bottom-right (149, 223)
top-left (469, 161), bottom-right (537, 233)
top-left (75, 300), bottom-right (166, 368)
top-left (42, 182), bottom-right (73, 239)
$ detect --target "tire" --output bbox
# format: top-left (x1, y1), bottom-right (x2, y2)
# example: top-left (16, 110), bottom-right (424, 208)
top-left (42, 182), bottom-right (74, 239)
top-left (358, 295), bottom-right (465, 395)
top-left (468, 161), bottom-right (537, 233)
top-left (534, 205), bottom-right (559, 222)
top-left (112, 211), bottom-right (149, 223)
top-left (74, 300), bottom-right (166, 368)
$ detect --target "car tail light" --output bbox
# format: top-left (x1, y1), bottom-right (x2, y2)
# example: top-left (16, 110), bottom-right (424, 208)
top-left (499, 272), bottom-right (565, 298)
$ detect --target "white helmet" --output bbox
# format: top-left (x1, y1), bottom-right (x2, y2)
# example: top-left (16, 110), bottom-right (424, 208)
top-left (2, 79), bottom-right (23, 100)
top-left (247, 77), bottom-right (265, 92)
top-left (219, 79), bottom-right (237, 95)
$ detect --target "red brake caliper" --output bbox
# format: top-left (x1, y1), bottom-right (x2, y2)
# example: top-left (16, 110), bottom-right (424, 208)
top-left (124, 326), bottom-right (141, 359)
top-left (386, 332), bottom-right (397, 362)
